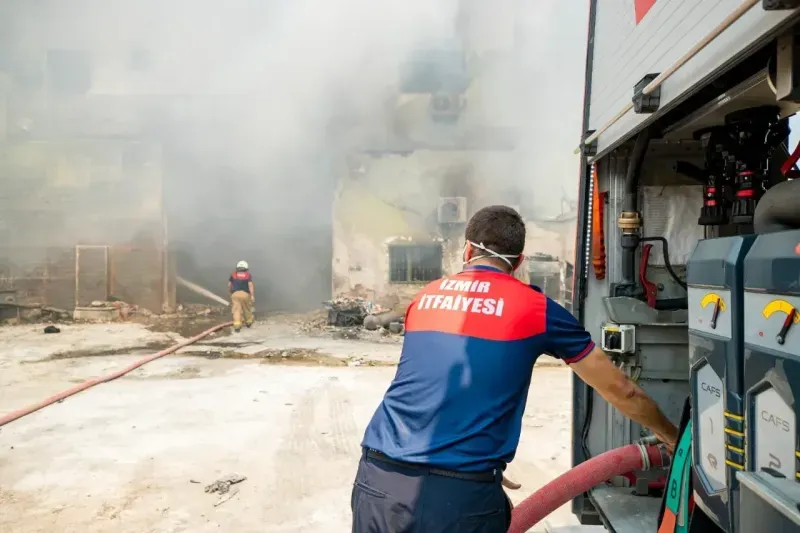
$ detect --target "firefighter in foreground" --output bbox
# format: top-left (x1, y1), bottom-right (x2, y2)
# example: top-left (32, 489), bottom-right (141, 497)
top-left (228, 260), bottom-right (255, 332)
top-left (352, 205), bottom-right (678, 533)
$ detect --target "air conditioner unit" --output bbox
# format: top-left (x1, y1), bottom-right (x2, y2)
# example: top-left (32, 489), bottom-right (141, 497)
top-left (429, 93), bottom-right (465, 123)
top-left (438, 197), bottom-right (468, 224)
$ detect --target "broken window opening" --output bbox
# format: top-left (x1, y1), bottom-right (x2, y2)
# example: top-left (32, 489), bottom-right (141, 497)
top-left (388, 244), bottom-right (443, 283)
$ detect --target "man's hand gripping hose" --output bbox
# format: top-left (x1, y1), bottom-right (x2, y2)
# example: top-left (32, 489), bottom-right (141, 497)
top-left (507, 442), bottom-right (671, 533)
top-left (0, 321), bottom-right (234, 428)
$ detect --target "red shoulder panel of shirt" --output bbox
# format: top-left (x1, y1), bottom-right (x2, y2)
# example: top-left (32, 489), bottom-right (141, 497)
top-left (232, 271), bottom-right (251, 281)
top-left (404, 270), bottom-right (547, 341)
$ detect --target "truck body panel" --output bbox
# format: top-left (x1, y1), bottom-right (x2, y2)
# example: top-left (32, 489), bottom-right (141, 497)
top-left (588, 0), bottom-right (797, 158)
top-left (572, 1), bottom-right (800, 532)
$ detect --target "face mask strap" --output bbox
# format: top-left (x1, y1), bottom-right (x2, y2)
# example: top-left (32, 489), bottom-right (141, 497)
top-left (464, 241), bottom-right (521, 269)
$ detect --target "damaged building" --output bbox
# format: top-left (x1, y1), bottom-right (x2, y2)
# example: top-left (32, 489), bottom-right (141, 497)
top-left (331, 1), bottom-right (576, 309)
top-left (0, 2), bottom-right (336, 315)
top-left (0, 0), bottom-right (577, 317)
top-left (332, 152), bottom-right (576, 308)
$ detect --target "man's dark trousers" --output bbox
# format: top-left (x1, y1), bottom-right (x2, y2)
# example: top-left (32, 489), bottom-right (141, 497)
top-left (351, 450), bottom-right (511, 532)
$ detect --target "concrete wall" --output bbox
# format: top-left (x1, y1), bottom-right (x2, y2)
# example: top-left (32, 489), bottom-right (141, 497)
top-left (331, 150), bottom-right (574, 307)
top-left (0, 2), bottom-right (182, 312)
top-left (0, 1), bottom-right (342, 313)
top-left (0, 139), bottom-right (168, 311)
top-left (0, 2), bottom-right (281, 313)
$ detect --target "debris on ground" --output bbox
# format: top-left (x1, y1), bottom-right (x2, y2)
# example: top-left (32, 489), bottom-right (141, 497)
top-left (204, 474), bottom-right (246, 495)
top-left (332, 327), bottom-right (360, 340)
top-left (43, 325), bottom-right (60, 334)
top-left (257, 348), bottom-right (348, 366)
top-left (295, 298), bottom-right (405, 342)
top-left (73, 300), bottom-right (142, 322)
top-left (213, 488), bottom-right (239, 507)
top-left (171, 303), bottom-right (227, 318)
top-left (0, 294), bottom-right (227, 330)
top-left (345, 355), bottom-right (393, 367)
top-left (323, 296), bottom-right (384, 327)
top-left (364, 310), bottom-right (404, 331)
top-left (297, 309), bottom-right (328, 333)
top-left (387, 321), bottom-right (404, 335)
top-left (0, 302), bottom-right (72, 325)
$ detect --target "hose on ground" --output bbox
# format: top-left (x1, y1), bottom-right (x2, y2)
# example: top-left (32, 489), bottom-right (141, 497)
top-left (2, 323), bottom-right (668, 533)
top-left (508, 443), bottom-right (669, 533)
top-left (0, 321), bottom-right (234, 428)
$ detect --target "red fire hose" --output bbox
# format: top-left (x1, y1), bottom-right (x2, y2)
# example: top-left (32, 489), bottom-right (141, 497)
top-left (508, 443), bottom-right (669, 533)
top-left (0, 321), bottom-right (233, 428)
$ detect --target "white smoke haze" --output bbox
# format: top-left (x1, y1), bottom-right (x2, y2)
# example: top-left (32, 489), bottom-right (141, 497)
top-left (0, 0), bottom-right (588, 311)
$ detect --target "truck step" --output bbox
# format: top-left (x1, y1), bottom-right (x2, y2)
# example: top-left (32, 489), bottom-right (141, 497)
top-left (543, 525), bottom-right (607, 533)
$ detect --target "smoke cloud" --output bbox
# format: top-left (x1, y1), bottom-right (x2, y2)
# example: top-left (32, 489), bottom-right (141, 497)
top-left (2, 0), bottom-right (589, 311)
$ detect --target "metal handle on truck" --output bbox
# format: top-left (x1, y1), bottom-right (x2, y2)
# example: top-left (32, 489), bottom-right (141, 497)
top-left (576, 0), bottom-right (762, 155)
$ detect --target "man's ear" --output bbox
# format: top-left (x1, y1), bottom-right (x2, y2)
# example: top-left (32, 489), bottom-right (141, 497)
top-left (463, 241), bottom-right (474, 262)
top-left (511, 254), bottom-right (525, 271)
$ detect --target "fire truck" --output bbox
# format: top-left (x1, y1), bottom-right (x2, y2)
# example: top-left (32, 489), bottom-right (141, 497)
top-left (569, 1), bottom-right (800, 532)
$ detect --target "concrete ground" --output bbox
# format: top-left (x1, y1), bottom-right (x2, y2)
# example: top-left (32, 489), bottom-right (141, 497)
top-left (0, 319), bottom-right (580, 533)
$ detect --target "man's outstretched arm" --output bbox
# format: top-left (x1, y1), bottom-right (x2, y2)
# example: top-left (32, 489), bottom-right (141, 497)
top-left (569, 346), bottom-right (678, 451)
top-left (540, 296), bottom-right (678, 452)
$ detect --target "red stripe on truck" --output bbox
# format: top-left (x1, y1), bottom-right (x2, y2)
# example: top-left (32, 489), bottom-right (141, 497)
top-left (635, 0), bottom-right (657, 24)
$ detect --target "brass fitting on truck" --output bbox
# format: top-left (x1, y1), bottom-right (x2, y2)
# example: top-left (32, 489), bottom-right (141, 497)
top-left (617, 211), bottom-right (642, 233)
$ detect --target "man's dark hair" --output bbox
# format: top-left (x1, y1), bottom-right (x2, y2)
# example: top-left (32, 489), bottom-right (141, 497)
top-left (465, 205), bottom-right (526, 261)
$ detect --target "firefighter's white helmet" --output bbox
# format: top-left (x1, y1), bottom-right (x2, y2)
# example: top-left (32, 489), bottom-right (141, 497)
top-left (236, 260), bottom-right (249, 270)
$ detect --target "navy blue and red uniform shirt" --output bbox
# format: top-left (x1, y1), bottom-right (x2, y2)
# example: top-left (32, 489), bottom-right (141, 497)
top-left (229, 271), bottom-right (252, 293)
top-left (361, 265), bottom-right (595, 472)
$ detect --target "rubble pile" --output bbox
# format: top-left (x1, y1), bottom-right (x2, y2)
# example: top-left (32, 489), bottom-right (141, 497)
top-left (297, 309), bottom-right (328, 333)
top-left (0, 294), bottom-right (226, 328)
top-left (70, 299), bottom-right (146, 322)
top-left (323, 296), bottom-right (385, 328)
top-left (0, 303), bottom-right (71, 325)
top-left (296, 296), bottom-right (406, 340)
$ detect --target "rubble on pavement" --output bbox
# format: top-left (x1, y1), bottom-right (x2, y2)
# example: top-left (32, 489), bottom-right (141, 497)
top-left (296, 296), bottom-right (405, 341)
top-left (323, 296), bottom-right (385, 327)
top-left (1, 298), bottom-right (228, 328)
top-left (0, 302), bottom-right (72, 326)
top-left (204, 474), bottom-right (246, 508)
top-left (204, 474), bottom-right (247, 495)
top-left (162, 303), bottom-right (228, 319)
